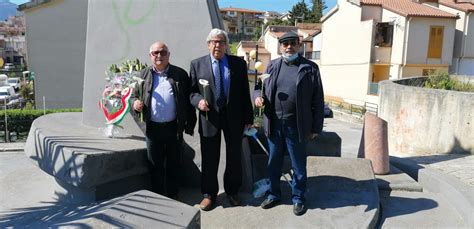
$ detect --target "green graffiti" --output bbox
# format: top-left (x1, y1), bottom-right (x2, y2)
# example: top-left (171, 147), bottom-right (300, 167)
top-left (123, 0), bottom-right (158, 25)
top-left (109, 0), bottom-right (157, 62)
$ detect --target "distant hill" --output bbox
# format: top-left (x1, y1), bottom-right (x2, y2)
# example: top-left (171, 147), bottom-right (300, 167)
top-left (0, 0), bottom-right (19, 21)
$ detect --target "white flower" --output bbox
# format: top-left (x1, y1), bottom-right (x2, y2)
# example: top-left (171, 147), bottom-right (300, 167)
top-left (259, 73), bottom-right (270, 82)
top-left (199, 79), bottom-right (209, 86)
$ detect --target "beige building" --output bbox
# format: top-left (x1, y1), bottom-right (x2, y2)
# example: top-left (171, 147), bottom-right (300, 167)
top-left (236, 41), bottom-right (271, 74)
top-left (236, 24), bottom-right (321, 73)
top-left (320, 0), bottom-right (457, 106)
top-left (437, 0), bottom-right (474, 76)
top-left (220, 7), bottom-right (264, 36)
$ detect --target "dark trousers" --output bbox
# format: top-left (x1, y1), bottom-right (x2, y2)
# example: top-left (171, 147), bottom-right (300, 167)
top-left (200, 110), bottom-right (242, 200)
top-left (145, 120), bottom-right (181, 197)
top-left (267, 119), bottom-right (307, 204)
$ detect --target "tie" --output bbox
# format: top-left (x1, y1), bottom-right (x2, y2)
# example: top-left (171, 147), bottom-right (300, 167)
top-left (213, 59), bottom-right (225, 108)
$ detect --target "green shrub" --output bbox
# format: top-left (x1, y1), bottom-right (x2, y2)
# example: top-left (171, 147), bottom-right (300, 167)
top-left (0, 108), bottom-right (82, 138)
top-left (424, 71), bottom-right (474, 92)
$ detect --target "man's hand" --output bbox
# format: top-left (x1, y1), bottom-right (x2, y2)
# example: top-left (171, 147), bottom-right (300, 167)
top-left (308, 133), bottom-right (319, 140)
top-left (255, 97), bottom-right (264, 108)
top-left (198, 99), bottom-right (210, 111)
top-left (133, 100), bottom-right (143, 112)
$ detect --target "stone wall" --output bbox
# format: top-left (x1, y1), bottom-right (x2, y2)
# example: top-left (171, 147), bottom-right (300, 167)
top-left (379, 77), bottom-right (474, 155)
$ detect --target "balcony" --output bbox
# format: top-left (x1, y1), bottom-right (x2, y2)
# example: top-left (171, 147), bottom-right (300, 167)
top-left (371, 46), bottom-right (391, 64)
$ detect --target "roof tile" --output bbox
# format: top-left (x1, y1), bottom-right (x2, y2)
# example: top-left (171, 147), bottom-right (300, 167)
top-left (361, 0), bottom-right (458, 18)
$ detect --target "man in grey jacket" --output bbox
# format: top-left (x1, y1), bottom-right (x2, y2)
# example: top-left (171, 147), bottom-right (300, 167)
top-left (254, 31), bottom-right (324, 216)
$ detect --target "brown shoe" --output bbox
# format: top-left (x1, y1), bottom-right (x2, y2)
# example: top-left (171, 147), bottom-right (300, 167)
top-left (200, 197), bottom-right (214, 211)
top-left (228, 194), bottom-right (241, 206)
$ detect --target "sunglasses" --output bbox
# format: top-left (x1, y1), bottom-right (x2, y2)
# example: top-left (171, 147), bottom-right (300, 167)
top-left (209, 40), bottom-right (226, 45)
top-left (281, 40), bottom-right (298, 47)
top-left (150, 50), bottom-right (168, 56)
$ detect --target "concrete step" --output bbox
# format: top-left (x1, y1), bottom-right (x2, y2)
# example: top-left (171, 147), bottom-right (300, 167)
top-left (378, 190), bottom-right (467, 228)
top-left (180, 157), bottom-right (380, 228)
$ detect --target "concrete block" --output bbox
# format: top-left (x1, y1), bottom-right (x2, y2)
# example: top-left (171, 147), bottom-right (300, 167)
top-left (24, 112), bottom-right (150, 202)
top-left (375, 165), bottom-right (422, 192)
top-left (198, 157), bottom-right (380, 228)
top-left (81, 190), bottom-right (200, 228)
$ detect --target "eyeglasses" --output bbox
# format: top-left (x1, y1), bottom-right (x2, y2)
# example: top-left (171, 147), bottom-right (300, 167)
top-left (281, 40), bottom-right (298, 47)
top-left (150, 50), bottom-right (168, 56)
top-left (209, 40), bottom-right (226, 45)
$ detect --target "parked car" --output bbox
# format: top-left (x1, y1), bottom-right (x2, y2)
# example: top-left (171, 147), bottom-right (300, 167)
top-left (8, 77), bottom-right (21, 91)
top-left (3, 63), bottom-right (15, 70)
top-left (0, 85), bottom-right (20, 108)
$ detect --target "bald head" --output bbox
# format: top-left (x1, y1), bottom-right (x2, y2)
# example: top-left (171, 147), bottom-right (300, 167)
top-left (149, 41), bottom-right (170, 71)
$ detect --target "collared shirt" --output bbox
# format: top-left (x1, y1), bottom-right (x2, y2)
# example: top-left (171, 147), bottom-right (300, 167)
top-left (210, 54), bottom-right (230, 97)
top-left (150, 65), bottom-right (176, 123)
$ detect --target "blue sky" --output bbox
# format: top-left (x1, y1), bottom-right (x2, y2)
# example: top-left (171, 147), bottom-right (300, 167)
top-left (10, 0), bottom-right (27, 5)
top-left (11, 0), bottom-right (338, 14)
top-left (218, 0), bottom-right (338, 14)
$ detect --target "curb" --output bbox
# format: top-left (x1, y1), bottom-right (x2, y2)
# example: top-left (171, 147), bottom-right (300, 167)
top-left (0, 147), bottom-right (24, 152)
top-left (390, 156), bottom-right (474, 227)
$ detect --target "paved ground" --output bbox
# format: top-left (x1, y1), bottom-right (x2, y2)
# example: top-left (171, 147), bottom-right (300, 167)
top-left (397, 153), bottom-right (474, 187)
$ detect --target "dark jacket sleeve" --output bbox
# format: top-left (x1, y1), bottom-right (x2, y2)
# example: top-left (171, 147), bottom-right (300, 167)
top-left (189, 60), bottom-right (204, 108)
top-left (182, 70), bottom-right (197, 135)
top-left (311, 65), bottom-right (325, 134)
top-left (239, 58), bottom-right (253, 125)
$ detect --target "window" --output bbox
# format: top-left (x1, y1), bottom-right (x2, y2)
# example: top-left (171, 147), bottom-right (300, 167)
top-left (374, 23), bottom-right (393, 47)
top-left (228, 11), bottom-right (236, 17)
top-left (245, 28), bottom-right (253, 33)
top-left (427, 26), bottom-right (444, 58)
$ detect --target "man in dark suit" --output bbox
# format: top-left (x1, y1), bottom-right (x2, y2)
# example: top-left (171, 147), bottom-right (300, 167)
top-left (190, 28), bottom-right (253, 211)
top-left (132, 41), bottom-right (196, 199)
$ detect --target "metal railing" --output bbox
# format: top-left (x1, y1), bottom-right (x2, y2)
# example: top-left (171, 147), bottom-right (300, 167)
top-left (364, 102), bottom-right (378, 116)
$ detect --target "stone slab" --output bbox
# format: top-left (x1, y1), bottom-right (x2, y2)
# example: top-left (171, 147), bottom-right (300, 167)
top-left (375, 165), bottom-right (423, 192)
top-left (24, 112), bottom-right (149, 201)
top-left (378, 190), bottom-right (467, 228)
top-left (184, 157), bottom-right (380, 228)
top-left (419, 168), bottom-right (474, 228)
top-left (76, 190), bottom-right (200, 228)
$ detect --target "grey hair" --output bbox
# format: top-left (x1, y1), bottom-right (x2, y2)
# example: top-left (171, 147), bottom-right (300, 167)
top-left (149, 41), bottom-right (169, 54)
top-left (206, 28), bottom-right (229, 46)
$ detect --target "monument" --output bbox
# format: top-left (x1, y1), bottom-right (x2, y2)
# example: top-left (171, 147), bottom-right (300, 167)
top-left (24, 0), bottom-right (222, 203)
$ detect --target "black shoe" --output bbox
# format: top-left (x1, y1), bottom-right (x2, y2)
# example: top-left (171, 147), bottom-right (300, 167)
top-left (228, 195), bottom-right (241, 206)
top-left (260, 198), bottom-right (280, 209)
top-left (293, 203), bottom-right (306, 216)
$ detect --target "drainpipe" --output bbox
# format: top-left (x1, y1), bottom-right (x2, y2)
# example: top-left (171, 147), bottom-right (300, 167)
top-left (457, 11), bottom-right (471, 74)
top-left (400, 17), bottom-right (412, 79)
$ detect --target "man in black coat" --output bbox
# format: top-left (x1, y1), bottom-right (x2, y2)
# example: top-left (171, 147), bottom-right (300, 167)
top-left (132, 41), bottom-right (196, 199)
top-left (254, 32), bottom-right (325, 216)
top-left (190, 28), bottom-right (253, 211)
